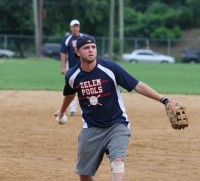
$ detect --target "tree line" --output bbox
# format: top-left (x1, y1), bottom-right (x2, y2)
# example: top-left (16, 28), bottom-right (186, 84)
top-left (0, 0), bottom-right (200, 57)
top-left (1, 0), bottom-right (200, 38)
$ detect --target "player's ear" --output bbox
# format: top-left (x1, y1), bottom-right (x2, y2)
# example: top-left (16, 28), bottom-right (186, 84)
top-left (75, 49), bottom-right (80, 58)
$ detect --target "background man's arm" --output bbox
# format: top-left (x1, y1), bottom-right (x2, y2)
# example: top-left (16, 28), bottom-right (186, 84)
top-left (60, 52), bottom-right (67, 75)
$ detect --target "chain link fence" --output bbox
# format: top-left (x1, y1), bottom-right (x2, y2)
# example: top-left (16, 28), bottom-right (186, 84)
top-left (1, 34), bottom-right (200, 61)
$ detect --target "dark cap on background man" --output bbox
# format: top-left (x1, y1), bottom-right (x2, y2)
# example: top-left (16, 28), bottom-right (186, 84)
top-left (70, 19), bottom-right (80, 26)
top-left (76, 34), bottom-right (96, 49)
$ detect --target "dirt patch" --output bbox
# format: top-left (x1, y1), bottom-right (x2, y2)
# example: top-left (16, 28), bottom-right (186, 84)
top-left (0, 91), bottom-right (199, 181)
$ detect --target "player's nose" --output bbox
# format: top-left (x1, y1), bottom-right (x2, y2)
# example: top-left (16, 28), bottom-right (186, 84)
top-left (88, 47), bottom-right (93, 52)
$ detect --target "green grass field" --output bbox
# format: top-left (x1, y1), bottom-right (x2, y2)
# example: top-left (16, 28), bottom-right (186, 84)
top-left (0, 58), bottom-right (199, 94)
top-left (120, 62), bottom-right (200, 94)
top-left (0, 58), bottom-right (64, 90)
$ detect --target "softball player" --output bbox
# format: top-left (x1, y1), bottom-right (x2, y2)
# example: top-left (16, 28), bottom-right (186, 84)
top-left (55, 34), bottom-right (168, 181)
top-left (60, 19), bottom-right (83, 116)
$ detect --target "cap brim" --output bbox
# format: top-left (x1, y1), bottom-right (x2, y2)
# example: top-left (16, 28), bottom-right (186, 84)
top-left (71, 24), bottom-right (79, 26)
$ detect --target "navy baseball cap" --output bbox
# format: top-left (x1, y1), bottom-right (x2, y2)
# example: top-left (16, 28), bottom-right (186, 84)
top-left (76, 34), bottom-right (96, 49)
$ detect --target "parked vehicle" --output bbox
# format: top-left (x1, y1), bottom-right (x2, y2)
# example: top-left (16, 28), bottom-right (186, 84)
top-left (0, 49), bottom-right (15, 58)
top-left (181, 49), bottom-right (200, 63)
top-left (42, 43), bottom-right (60, 60)
top-left (122, 49), bottom-right (175, 63)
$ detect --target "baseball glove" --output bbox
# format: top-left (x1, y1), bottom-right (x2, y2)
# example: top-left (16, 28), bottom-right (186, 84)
top-left (165, 101), bottom-right (188, 130)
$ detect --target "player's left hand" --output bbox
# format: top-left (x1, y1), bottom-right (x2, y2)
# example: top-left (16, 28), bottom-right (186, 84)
top-left (165, 100), bottom-right (189, 130)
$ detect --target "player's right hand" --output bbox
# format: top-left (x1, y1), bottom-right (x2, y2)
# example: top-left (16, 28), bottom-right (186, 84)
top-left (54, 110), bottom-right (64, 119)
top-left (61, 67), bottom-right (66, 75)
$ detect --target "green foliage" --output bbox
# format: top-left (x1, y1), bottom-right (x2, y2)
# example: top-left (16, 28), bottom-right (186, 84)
top-left (146, 2), bottom-right (169, 14)
top-left (43, 4), bottom-right (67, 37)
top-left (177, 7), bottom-right (195, 29)
top-left (71, 0), bottom-right (108, 23)
top-left (125, 2), bottom-right (183, 39)
top-left (42, 0), bottom-right (109, 36)
top-left (1, 0), bottom-right (200, 40)
top-left (69, 0), bottom-right (109, 36)
top-left (150, 26), bottom-right (181, 39)
top-left (0, 0), bottom-right (33, 34)
top-left (124, 7), bottom-right (141, 36)
top-left (186, 0), bottom-right (200, 27)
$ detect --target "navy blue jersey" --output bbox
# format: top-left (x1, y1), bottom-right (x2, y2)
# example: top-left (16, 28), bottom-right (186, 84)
top-left (60, 33), bottom-right (83, 68)
top-left (63, 58), bottom-right (139, 128)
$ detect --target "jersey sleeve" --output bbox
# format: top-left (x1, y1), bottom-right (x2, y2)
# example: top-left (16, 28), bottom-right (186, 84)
top-left (60, 37), bottom-right (67, 53)
top-left (112, 62), bottom-right (139, 92)
top-left (63, 75), bottom-right (77, 96)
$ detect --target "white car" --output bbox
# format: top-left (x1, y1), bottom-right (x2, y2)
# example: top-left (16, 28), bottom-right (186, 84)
top-left (122, 49), bottom-right (175, 63)
top-left (0, 49), bottom-right (15, 58)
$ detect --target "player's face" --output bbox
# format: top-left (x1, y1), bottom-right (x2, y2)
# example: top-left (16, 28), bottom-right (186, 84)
top-left (77, 43), bottom-right (97, 64)
top-left (70, 25), bottom-right (80, 36)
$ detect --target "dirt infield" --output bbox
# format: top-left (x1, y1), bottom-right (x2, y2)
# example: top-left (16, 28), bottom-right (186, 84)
top-left (0, 91), bottom-right (199, 181)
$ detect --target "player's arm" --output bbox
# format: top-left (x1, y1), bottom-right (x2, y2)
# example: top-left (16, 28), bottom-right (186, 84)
top-left (60, 37), bottom-right (68, 75)
top-left (54, 94), bottom-right (75, 118)
top-left (134, 81), bottom-right (163, 102)
top-left (112, 62), bottom-right (167, 103)
top-left (55, 75), bottom-right (77, 118)
top-left (60, 94), bottom-right (75, 114)
top-left (134, 80), bottom-right (189, 129)
top-left (60, 52), bottom-right (67, 75)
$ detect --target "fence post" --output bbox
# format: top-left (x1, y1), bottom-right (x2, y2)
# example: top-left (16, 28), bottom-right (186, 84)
top-left (167, 38), bottom-right (171, 55)
top-left (134, 38), bottom-right (138, 50)
top-left (108, 0), bottom-right (115, 59)
top-left (3, 35), bottom-right (8, 49)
